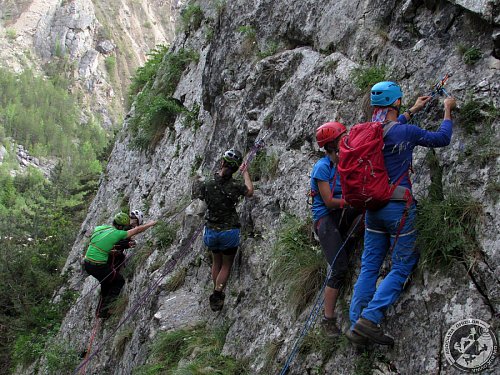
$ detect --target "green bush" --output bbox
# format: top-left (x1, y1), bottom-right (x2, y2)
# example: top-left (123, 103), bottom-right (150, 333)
top-left (5, 28), bottom-right (16, 40)
top-left (351, 65), bottom-right (387, 90)
top-left (457, 45), bottom-right (482, 65)
top-left (45, 338), bottom-right (80, 374)
top-left (135, 323), bottom-right (248, 375)
top-left (182, 103), bottom-right (202, 130)
top-left (128, 48), bottom-right (199, 150)
top-left (271, 215), bottom-right (325, 315)
top-left (129, 45), bottom-right (169, 97)
top-left (105, 55), bottom-right (117, 74)
top-left (152, 221), bottom-right (178, 250)
top-left (180, 3), bottom-right (204, 32)
top-left (237, 25), bottom-right (256, 41)
top-left (416, 192), bottom-right (483, 270)
top-left (258, 41), bottom-right (279, 59)
top-left (249, 151), bottom-right (279, 181)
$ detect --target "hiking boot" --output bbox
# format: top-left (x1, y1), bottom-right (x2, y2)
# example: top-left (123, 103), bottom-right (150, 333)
top-left (320, 316), bottom-right (341, 338)
top-left (353, 317), bottom-right (394, 346)
top-left (209, 290), bottom-right (225, 311)
top-left (345, 329), bottom-right (369, 346)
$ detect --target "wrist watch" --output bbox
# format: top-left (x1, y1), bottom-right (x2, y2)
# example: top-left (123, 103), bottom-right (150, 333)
top-left (405, 109), bottom-right (414, 118)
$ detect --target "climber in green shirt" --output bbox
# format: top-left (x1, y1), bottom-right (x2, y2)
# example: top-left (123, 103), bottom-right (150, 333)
top-left (84, 212), bottom-right (156, 318)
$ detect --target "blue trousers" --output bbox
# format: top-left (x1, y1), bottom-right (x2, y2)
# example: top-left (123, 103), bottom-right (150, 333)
top-left (349, 201), bottom-right (418, 328)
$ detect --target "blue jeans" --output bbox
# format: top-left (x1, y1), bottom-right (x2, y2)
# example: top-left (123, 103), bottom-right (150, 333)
top-left (350, 201), bottom-right (418, 328)
top-left (203, 227), bottom-right (240, 252)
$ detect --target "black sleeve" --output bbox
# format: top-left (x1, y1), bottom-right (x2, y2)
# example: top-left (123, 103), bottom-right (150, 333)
top-left (192, 180), bottom-right (205, 200)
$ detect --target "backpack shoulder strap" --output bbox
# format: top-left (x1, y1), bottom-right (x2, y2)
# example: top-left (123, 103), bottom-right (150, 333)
top-left (382, 121), bottom-right (398, 138)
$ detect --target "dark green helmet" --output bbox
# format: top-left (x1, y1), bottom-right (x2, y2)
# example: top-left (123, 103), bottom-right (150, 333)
top-left (114, 212), bottom-right (130, 226)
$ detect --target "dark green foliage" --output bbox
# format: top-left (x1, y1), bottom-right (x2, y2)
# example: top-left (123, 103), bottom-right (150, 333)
top-left (351, 65), bottom-right (387, 90)
top-left (459, 99), bottom-right (497, 134)
top-left (237, 25), bottom-right (256, 41)
top-left (299, 329), bottom-right (337, 359)
top-left (353, 351), bottom-right (376, 375)
top-left (271, 215), bottom-right (325, 315)
top-left (128, 48), bottom-right (199, 150)
top-left (180, 3), bottom-right (204, 32)
top-left (129, 45), bottom-right (169, 97)
top-left (135, 323), bottom-right (249, 375)
top-left (416, 192), bottom-right (482, 270)
top-left (182, 103), bottom-right (202, 130)
top-left (45, 338), bottom-right (80, 374)
top-left (457, 45), bottom-right (482, 65)
top-left (249, 151), bottom-right (279, 181)
top-left (0, 68), bottom-right (107, 371)
top-left (257, 41), bottom-right (279, 59)
top-left (152, 221), bottom-right (178, 250)
top-left (129, 92), bottom-right (184, 150)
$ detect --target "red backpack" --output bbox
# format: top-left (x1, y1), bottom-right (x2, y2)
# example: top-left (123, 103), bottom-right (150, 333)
top-left (338, 121), bottom-right (405, 210)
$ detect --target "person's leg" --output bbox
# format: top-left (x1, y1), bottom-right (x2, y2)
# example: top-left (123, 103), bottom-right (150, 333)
top-left (211, 252), bottom-right (223, 288)
top-left (215, 251), bottom-right (236, 292)
top-left (361, 203), bottom-right (418, 324)
top-left (316, 214), bottom-right (344, 318)
top-left (349, 212), bottom-right (389, 329)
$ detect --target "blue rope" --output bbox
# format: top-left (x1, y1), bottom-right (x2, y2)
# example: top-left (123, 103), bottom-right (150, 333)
top-left (278, 215), bottom-right (363, 375)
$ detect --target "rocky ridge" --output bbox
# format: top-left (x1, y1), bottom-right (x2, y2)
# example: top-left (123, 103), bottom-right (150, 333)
top-left (27, 0), bottom-right (500, 374)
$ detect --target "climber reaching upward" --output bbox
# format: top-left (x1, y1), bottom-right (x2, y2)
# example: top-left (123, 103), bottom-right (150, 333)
top-left (192, 149), bottom-right (254, 312)
top-left (346, 81), bottom-right (456, 346)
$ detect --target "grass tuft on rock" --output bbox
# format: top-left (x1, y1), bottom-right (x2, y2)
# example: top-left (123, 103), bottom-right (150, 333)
top-left (271, 214), bottom-right (325, 315)
top-left (351, 65), bottom-right (387, 90)
top-left (135, 323), bottom-right (249, 374)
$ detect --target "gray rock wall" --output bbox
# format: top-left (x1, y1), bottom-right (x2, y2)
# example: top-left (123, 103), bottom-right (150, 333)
top-left (45, 0), bottom-right (500, 374)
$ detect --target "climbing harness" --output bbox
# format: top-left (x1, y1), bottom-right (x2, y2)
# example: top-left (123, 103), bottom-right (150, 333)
top-left (278, 215), bottom-right (363, 375)
top-left (73, 205), bottom-right (189, 309)
top-left (73, 223), bottom-right (204, 375)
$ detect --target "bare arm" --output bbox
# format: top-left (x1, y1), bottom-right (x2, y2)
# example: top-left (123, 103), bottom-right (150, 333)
top-left (127, 220), bottom-right (157, 238)
top-left (242, 169), bottom-right (254, 197)
top-left (317, 180), bottom-right (345, 209)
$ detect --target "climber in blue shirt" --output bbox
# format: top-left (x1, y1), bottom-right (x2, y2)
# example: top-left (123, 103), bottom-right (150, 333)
top-left (310, 122), bottom-right (362, 337)
top-left (346, 81), bottom-right (456, 346)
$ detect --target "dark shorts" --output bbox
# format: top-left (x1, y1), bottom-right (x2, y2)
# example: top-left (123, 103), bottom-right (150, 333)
top-left (203, 227), bottom-right (240, 254)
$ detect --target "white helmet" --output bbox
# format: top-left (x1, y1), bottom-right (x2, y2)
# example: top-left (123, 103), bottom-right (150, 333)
top-left (130, 210), bottom-right (144, 225)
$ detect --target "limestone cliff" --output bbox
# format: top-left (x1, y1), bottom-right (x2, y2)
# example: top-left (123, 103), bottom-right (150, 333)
top-left (22, 0), bottom-right (500, 374)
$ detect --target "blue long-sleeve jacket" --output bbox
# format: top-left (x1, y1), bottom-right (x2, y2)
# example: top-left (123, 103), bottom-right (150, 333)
top-left (384, 115), bottom-right (453, 190)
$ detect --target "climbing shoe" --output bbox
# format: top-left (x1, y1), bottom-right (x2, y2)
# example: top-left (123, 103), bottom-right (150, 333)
top-left (345, 329), bottom-right (369, 346)
top-left (320, 315), bottom-right (341, 338)
top-left (209, 290), bottom-right (225, 312)
top-left (353, 317), bottom-right (394, 346)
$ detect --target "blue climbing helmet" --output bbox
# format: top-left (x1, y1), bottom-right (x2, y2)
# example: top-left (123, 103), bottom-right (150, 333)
top-left (370, 81), bottom-right (403, 107)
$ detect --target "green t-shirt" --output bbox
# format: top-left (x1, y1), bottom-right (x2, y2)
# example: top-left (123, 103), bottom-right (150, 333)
top-left (84, 225), bottom-right (128, 264)
top-left (193, 174), bottom-right (247, 230)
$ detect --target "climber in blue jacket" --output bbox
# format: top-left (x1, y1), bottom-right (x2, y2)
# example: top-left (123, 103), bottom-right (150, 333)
top-left (346, 81), bottom-right (456, 346)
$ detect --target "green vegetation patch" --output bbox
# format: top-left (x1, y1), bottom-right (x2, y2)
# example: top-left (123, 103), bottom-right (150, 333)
top-left (128, 48), bottom-right (199, 150)
top-left (457, 45), bottom-right (482, 65)
top-left (459, 99), bottom-right (498, 135)
top-left (257, 41), bottom-right (280, 59)
top-left (416, 192), bottom-right (483, 270)
top-left (135, 323), bottom-right (249, 374)
top-left (152, 220), bottom-right (178, 251)
top-left (180, 3), bottom-right (204, 32)
top-left (271, 215), bottom-right (325, 315)
top-left (249, 151), bottom-right (279, 181)
top-left (351, 65), bottom-right (387, 90)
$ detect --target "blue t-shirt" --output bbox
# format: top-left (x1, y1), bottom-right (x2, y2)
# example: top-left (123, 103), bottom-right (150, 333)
top-left (385, 115), bottom-right (453, 190)
top-left (310, 156), bottom-right (342, 221)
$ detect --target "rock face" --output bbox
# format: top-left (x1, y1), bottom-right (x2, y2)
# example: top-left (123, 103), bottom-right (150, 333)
top-left (34, 0), bottom-right (500, 374)
top-left (0, 0), bottom-right (177, 129)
